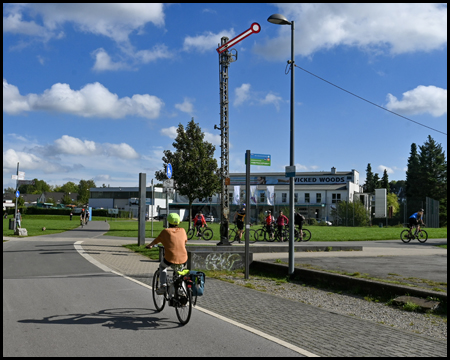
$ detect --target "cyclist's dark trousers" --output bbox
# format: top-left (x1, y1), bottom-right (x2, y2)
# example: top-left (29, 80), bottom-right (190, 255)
top-left (408, 218), bottom-right (418, 229)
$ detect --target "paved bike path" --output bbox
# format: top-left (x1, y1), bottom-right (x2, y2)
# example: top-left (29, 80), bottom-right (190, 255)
top-left (4, 222), bottom-right (447, 356)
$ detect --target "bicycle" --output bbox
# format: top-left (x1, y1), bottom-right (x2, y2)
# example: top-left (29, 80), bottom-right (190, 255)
top-left (152, 264), bottom-right (196, 325)
top-left (273, 225), bottom-right (290, 242)
top-left (187, 226), bottom-right (213, 240)
top-left (255, 223), bottom-right (275, 242)
top-left (293, 226), bottom-right (311, 242)
top-left (228, 223), bottom-right (257, 243)
top-left (400, 225), bottom-right (428, 243)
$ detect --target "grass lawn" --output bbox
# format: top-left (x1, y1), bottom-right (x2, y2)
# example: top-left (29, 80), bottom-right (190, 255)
top-left (3, 214), bottom-right (81, 237)
top-left (101, 220), bottom-right (447, 242)
top-left (3, 215), bottom-right (447, 242)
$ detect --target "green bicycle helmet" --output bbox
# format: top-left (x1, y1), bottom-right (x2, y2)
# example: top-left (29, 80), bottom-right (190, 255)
top-left (167, 213), bottom-right (181, 225)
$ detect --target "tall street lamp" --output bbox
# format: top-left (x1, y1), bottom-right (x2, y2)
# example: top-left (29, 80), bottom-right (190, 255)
top-left (268, 13), bottom-right (295, 275)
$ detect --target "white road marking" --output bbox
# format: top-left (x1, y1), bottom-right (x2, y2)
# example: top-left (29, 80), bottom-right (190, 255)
top-left (74, 240), bottom-right (319, 357)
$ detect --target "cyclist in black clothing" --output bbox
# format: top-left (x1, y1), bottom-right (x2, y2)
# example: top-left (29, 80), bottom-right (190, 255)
top-left (234, 204), bottom-right (246, 242)
top-left (294, 210), bottom-right (305, 241)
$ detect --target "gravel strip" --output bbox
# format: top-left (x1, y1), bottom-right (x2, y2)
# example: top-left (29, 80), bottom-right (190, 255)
top-left (222, 275), bottom-right (447, 341)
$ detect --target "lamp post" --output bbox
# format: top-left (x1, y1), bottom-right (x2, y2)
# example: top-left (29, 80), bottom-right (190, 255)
top-left (268, 13), bottom-right (295, 275)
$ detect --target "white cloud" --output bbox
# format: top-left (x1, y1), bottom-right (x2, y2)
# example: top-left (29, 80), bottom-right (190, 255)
top-left (3, 79), bottom-right (164, 119)
top-left (377, 165), bottom-right (394, 174)
top-left (3, 79), bottom-right (30, 114)
top-left (54, 135), bottom-right (97, 155)
top-left (204, 132), bottom-right (221, 146)
top-left (161, 126), bottom-right (178, 139)
top-left (4, 4), bottom-right (165, 44)
top-left (91, 48), bottom-right (129, 71)
top-left (385, 85), bottom-right (447, 117)
top-left (135, 44), bottom-right (172, 63)
top-left (183, 29), bottom-right (235, 53)
top-left (234, 84), bottom-right (251, 106)
top-left (175, 98), bottom-right (194, 114)
top-left (103, 143), bottom-right (139, 159)
top-left (3, 148), bottom-right (66, 173)
top-left (256, 4), bottom-right (447, 59)
top-left (260, 93), bottom-right (284, 111)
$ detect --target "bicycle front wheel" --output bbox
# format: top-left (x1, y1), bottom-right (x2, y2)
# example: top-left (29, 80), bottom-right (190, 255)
top-left (187, 228), bottom-right (195, 240)
top-left (152, 270), bottom-right (166, 312)
top-left (255, 229), bottom-right (267, 242)
top-left (302, 229), bottom-right (311, 242)
top-left (202, 228), bottom-right (213, 241)
top-left (400, 230), bottom-right (411, 243)
top-left (228, 228), bottom-right (238, 243)
top-left (248, 229), bottom-right (257, 243)
top-left (175, 281), bottom-right (192, 325)
top-left (417, 230), bottom-right (428, 243)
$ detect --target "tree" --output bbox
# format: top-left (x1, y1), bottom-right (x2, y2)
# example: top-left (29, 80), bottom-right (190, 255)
top-left (330, 200), bottom-right (369, 226)
top-left (60, 181), bottom-right (79, 194)
top-left (4, 187), bottom-right (15, 194)
top-left (405, 143), bottom-right (421, 199)
top-left (61, 194), bottom-right (73, 205)
top-left (381, 169), bottom-right (390, 193)
top-left (78, 179), bottom-right (96, 205)
top-left (18, 178), bottom-right (51, 194)
top-left (373, 173), bottom-right (380, 189)
top-left (387, 192), bottom-right (400, 217)
top-left (417, 135), bottom-right (447, 226)
top-left (364, 163), bottom-right (375, 193)
top-left (155, 118), bottom-right (220, 229)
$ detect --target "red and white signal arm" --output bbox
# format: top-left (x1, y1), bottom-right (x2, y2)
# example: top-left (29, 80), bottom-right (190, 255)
top-left (216, 23), bottom-right (261, 54)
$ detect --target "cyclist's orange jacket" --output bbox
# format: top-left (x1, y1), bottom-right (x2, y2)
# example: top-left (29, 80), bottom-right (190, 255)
top-left (152, 227), bottom-right (188, 264)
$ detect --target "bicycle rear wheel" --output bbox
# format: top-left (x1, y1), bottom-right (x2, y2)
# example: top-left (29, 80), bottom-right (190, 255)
top-left (400, 230), bottom-right (411, 243)
top-left (175, 281), bottom-right (192, 325)
top-left (152, 269), bottom-right (166, 312)
top-left (202, 228), bottom-right (213, 241)
top-left (302, 229), bottom-right (311, 242)
top-left (187, 228), bottom-right (195, 240)
top-left (417, 230), bottom-right (428, 243)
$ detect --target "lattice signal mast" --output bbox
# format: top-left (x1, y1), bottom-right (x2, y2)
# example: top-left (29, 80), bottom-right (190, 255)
top-left (215, 23), bottom-right (260, 246)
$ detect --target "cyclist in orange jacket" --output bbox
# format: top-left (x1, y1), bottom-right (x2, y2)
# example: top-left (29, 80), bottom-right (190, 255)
top-left (193, 211), bottom-right (207, 236)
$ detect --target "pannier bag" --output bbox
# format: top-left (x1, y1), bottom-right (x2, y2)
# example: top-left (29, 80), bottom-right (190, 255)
top-left (189, 271), bottom-right (206, 296)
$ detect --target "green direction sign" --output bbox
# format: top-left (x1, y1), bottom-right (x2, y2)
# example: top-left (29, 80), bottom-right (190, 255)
top-left (245, 153), bottom-right (271, 166)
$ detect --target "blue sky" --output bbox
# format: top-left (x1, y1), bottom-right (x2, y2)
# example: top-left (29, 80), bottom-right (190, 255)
top-left (3, 3), bottom-right (447, 190)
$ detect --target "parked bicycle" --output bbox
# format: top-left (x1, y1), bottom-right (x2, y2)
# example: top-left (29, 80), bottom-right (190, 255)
top-left (152, 264), bottom-right (197, 325)
top-left (187, 226), bottom-right (213, 241)
top-left (400, 225), bottom-right (428, 243)
top-left (255, 223), bottom-right (275, 242)
top-left (228, 223), bottom-right (257, 243)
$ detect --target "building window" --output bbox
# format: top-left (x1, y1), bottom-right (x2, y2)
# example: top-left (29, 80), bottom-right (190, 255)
top-left (259, 192), bottom-right (265, 203)
top-left (316, 193), bottom-right (321, 204)
top-left (332, 193), bottom-right (341, 203)
top-left (282, 193), bottom-right (287, 203)
top-left (294, 193), bottom-right (298, 203)
top-left (229, 193), bottom-right (233, 204)
top-left (305, 193), bottom-right (310, 203)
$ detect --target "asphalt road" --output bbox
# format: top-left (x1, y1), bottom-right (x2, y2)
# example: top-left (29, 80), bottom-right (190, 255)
top-left (3, 240), bottom-right (302, 357)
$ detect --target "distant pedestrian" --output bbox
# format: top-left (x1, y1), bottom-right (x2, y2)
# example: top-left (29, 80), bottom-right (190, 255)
top-left (70, 212), bottom-right (73, 220)
top-left (16, 210), bottom-right (22, 228)
top-left (4, 212), bottom-right (7, 219)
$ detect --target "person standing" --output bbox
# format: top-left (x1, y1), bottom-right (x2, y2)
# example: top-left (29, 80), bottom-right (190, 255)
top-left (276, 211), bottom-right (289, 242)
top-left (294, 210), bottom-right (305, 241)
top-left (265, 210), bottom-right (275, 241)
top-left (70, 212), bottom-right (73, 220)
top-left (233, 204), bottom-right (246, 243)
top-left (16, 209), bottom-right (22, 228)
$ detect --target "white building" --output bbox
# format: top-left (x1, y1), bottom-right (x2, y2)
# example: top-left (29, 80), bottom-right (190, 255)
top-left (88, 167), bottom-right (366, 223)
